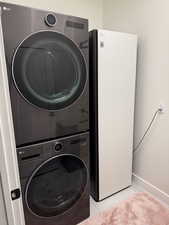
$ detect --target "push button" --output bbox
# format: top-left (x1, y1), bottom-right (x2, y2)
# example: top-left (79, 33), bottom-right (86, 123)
top-left (55, 143), bottom-right (62, 151)
top-left (45, 14), bottom-right (57, 27)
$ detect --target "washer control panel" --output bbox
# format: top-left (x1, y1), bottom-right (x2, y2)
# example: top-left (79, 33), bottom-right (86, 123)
top-left (17, 132), bottom-right (89, 179)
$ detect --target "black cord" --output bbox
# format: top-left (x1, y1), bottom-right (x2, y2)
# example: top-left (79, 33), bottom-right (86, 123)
top-left (134, 109), bottom-right (160, 153)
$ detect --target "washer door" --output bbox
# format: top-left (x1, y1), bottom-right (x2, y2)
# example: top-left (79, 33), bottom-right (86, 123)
top-left (12, 31), bottom-right (87, 110)
top-left (25, 155), bottom-right (88, 217)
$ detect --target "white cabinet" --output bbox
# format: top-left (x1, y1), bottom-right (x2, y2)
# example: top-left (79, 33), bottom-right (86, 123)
top-left (90, 29), bottom-right (137, 201)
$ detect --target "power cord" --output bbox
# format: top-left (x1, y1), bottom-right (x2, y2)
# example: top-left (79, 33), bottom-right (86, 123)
top-left (134, 108), bottom-right (162, 153)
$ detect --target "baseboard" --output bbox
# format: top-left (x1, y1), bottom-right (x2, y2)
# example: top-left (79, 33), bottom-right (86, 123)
top-left (132, 173), bottom-right (169, 206)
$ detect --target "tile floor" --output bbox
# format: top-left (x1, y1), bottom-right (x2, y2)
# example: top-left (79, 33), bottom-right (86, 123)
top-left (78, 185), bottom-right (140, 224)
top-left (90, 185), bottom-right (139, 217)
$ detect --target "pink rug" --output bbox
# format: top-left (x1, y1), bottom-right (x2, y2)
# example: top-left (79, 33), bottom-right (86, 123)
top-left (80, 192), bottom-right (169, 225)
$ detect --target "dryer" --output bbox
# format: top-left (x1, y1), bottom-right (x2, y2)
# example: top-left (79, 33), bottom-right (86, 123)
top-left (0, 2), bottom-right (89, 147)
top-left (17, 132), bottom-right (90, 225)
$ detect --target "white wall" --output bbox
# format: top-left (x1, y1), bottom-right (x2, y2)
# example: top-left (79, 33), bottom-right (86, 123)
top-left (103, 0), bottom-right (169, 195)
top-left (1, 0), bottom-right (103, 29)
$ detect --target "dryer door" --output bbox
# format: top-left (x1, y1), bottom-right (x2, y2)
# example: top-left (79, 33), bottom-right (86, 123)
top-left (12, 31), bottom-right (87, 110)
top-left (25, 155), bottom-right (88, 217)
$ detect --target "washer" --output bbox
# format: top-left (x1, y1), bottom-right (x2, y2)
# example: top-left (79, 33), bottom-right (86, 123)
top-left (17, 132), bottom-right (90, 225)
top-left (0, 2), bottom-right (89, 146)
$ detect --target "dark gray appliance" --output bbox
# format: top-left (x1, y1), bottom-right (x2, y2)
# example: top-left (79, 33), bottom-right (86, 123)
top-left (0, 2), bottom-right (89, 147)
top-left (17, 132), bottom-right (90, 225)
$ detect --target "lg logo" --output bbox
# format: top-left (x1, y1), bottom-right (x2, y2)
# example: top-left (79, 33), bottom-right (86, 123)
top-left (3, 6), bottom-right (11, 11)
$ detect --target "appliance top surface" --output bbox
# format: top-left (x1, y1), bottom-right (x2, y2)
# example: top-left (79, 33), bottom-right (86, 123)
top-left (91, 29), bottom-right (137, 38)
top-left (18, 132), bottom-right (89, 150)
top-left (0, 1), bottom-right (88, 23)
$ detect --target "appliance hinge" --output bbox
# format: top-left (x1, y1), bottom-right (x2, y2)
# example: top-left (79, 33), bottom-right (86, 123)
top-left (11, 189), bottom-right (21, 201)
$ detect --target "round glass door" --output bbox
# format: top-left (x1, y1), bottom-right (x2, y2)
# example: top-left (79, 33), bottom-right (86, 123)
top-left (25, 155), bottom-right (88, 217)
top-left (12, 31), bottom-right (87, 110)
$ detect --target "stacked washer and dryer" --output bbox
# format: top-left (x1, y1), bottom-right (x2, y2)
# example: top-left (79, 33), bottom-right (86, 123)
top-left (0, 2), bottom-right (90, 225)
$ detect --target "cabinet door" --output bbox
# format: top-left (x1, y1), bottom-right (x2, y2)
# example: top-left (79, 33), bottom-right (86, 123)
top-left (98, 30), bottom-right (137, 200)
